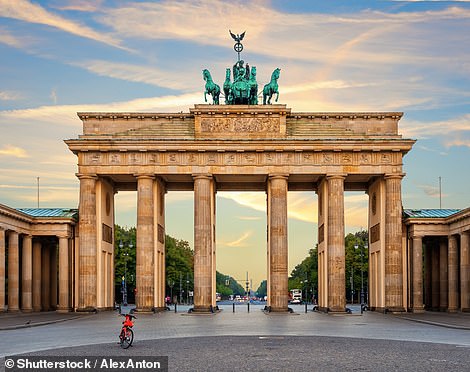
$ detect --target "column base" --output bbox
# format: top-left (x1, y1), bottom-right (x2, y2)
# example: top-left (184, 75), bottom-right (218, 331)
top-left (329, 306), bottom-right (347, 313)
top-left (134, 307), bottom-right (155, 313)
top-left (75, 307), bottom-right (97, 313)
top-left (384, 306), bottom-right (406, 314)
top-left (7, 308), bottom-right (20, 313)
top-left (447, 308), bottom-right (458, 313)
top-left (21, 308), bottom-right (33, 313)
top-left (153, 307), bottom-right (169, 313)
top-left (412, 307), bottom-right (425, 313)
top-left (189, 305), bottom-right (219, 313)
top-left (461, 308), bottom-right (470, 313)
top-left (56, 307), bottom-right (72, 313)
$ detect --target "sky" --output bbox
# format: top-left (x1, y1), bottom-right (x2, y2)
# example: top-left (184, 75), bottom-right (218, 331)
top-left (1, 0), bottom-right (469, 290)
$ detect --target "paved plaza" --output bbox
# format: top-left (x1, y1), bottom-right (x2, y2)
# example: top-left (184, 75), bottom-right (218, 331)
top-left (1, 305), bottom-right (469, 371)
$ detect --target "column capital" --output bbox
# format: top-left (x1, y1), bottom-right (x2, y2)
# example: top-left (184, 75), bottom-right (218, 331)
top-left (76, 173), bottom-right (97, 180)
top-left (135, 174), bottom-right (155, 180)
top-left (268, 173), bottom-right (289, 180)
top-left (192, 173), bottom-right (213, 181)
top-left (384, 173), bottom-right (405, 180)
top-left (326, 173), bottom-right (346, 180)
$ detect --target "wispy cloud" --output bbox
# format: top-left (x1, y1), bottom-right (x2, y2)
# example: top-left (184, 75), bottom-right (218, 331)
top-left (0, 145), bottom-right (29, 158)
top-left (0, 90), bottom-right (22, 100)
top-left (50, 88), bottom-right (58, 104)
top-left (221, 231), bottom-right (253, 248)
top-left (0, 0), bottom-right (126, 50)
top-left (50, 0), bottom-right (104, 12)
top-left (237, 216), bottom-right (262, 221)
top-left (75, 60), bottom-right (191, 90)
top-left (0, 26), bottom-right (31, 48)
top-left (401, 114), bottom-right (470, 141)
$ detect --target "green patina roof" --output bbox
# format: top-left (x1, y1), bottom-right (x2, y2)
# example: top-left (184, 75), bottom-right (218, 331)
top-left (403, 209), bottom-right (461, 219)
top-left (18, 208), bottom-right (78, 219)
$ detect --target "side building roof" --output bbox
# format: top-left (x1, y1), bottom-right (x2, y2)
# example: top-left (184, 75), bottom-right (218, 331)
top-left (17, 208), bottom-right (78, 219)
top-left (403, 209), bottom-right (461, 219)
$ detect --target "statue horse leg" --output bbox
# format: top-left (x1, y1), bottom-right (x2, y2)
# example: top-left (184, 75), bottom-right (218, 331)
top-left (275, 91), bottom-right (279, 102)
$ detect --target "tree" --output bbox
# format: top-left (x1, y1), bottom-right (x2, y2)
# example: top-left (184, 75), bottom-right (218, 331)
top-left (288, 246), bottom-right (318, 302)
top-left (216, 271), bottom-right (245, 297)
top-left (256, 280), bottom-right (267, 297)
top-left (345, 230), bottom-right (369, 303)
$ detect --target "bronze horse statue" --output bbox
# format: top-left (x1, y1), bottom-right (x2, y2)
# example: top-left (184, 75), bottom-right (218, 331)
top-left (203, 69), bottom-right (220, 105)
top-left (263, 68), bottom-right (280, 105)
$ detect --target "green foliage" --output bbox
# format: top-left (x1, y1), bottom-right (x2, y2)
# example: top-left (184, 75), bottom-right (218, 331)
top-left (165, 235), bottom-right (194, 301)
top-left (256, 280), bottom-right (267, 297)
top-left (288, 246), bottom-right (318, 300)
top-left (114, 225), bottom-right (136, 287)
top-left (345, 230), bottom-right (369, 302)
top-left (216, 271), bottom-right (245, 296)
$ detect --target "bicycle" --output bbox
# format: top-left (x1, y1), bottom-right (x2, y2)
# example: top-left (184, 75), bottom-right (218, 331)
top-left (119, 313), bottom-right (136, 349)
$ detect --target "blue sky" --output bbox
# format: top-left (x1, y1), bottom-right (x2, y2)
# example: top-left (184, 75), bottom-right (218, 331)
top-left (1, 0), bottom-right (469, 288)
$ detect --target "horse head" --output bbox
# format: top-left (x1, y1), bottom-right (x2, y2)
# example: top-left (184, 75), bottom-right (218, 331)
top-left (225, 68), bottom-right (231, 79)
top-left (202, 69), bottom-right (211, 82)
top-left (250, 66), bottom-right (257, 79)
top-left (271, 68), bottom-right (280, 81)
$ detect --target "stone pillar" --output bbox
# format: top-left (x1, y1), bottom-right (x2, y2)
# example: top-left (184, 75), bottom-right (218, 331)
top-left (77, 174), bottom-right (97, 311)
top-left (268, 175), bottom-right (289, 312)
top-left (431, 242), bottom-right (440, 310)
top-left (193, 174), bottom-right (215, 312)
top-left (136, 175), bottom-right (155, 312)
top-left (58, 236), bottom-right (70, 312)
top-left (412, 236), bottom-right (424, 312)
top-left (0, 228), bottom-right (5, 312)
top-left (384, 174), bottom-right (405, 312)
top-left (154, 178), bottom-right (166, 311)
top-left (327, 174), bottom-right (346, 312)
top-left (439, 239), bottom-right (448, 311)
top-left (448, 235), bottom-right (458, 312)
top-left (460, 232), bottom-right (470, 311)
top-left (41, 245), bottom-right (50, 311)
top-left (424, 243), bottom-right (432, 309)
top-left (7, 231), bottom-right (20, 312)
top-left (21, 235), bottom-right (33, 312)
top-left (50, 242), bottom-right (57, 310)
top-left (32, 240), bottom-right (42, 311)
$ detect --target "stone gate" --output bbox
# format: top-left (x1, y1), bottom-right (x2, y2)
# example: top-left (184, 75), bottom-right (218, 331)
top-left (66, 104), bottom-right (415, 313)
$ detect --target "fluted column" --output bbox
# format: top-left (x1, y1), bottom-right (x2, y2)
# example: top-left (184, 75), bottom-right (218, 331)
top-left (77, 174), bottom-right (97, 311)
top-left (384, 174), bottom-right (405, 312)
top-left (412, 235), bottom-right (424, 312)
top-left (50, 242), bottom-right (57, 310)
top-left (41, 244), bottom-right (50, 311)
top-left (8, 231), bottom-right (19, 311)
top-left (0, 228), bottom-right (5, 312)
top-left (58, 236), bottom-right (70, 312)
top-left (461, 232), bottom-right (470, 311)
top-left (268, 174), bottom-right (289, 312)
top-left (432, 242), bottom-right (440, 310)
top-left (439, 239), bottom-right (448, 311)
top-left (193, 174), bottom-right (215, 312)
top-left (327, 174), bottom-right (346, 312)
top-left (21, 235), bottom-right (33, 312)
top-left (136, 175), bottom-right (155, 312)
top-left (32, 240), bottom-right (42, 311)
top-left (448, 235), bottom-right (458, 312)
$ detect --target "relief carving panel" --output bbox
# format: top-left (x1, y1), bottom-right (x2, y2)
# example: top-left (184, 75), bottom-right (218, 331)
top-left (200, 117), bottom-right (280, 133)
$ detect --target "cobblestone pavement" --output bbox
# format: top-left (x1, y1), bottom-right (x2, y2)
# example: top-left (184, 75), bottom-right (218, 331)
top-left (1, 304), bottom-right (470, 372)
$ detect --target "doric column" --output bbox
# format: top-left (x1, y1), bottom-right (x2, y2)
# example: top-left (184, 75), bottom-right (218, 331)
top-left (153, 178), bottom-right (166, 311)
top-left (460, 232), bottom-right (470, 311)
top-left (32, 240), bottom-right (42, 311)
top-left (268, 174), bottom-right (289, 312)
top-left (193, 174), bottom-right (215, 312)
top-left (0, 228), bottom-right (5, 312)
top-left (41, 245), bottom-right (50, 311)
top-left (136, 175), bottom-right (155, 312)
top-left (424, 244), bottom-right (432, 309)
top-left (7, 231), bottom-right (19, 311)
top-left (77, 174), bottom-right (97, 311)
top-left (448, 235), bottom-right (458, 312)
top-left (50, 242), bottom-right (57, 310)
top-left (21, 235), bottom-right (33, 312)
top-left (384, 174), bottom-right (405, 312)
top-left (327, 174), bottom-right (346, 312)
top-left (431, 242), bottom-right (440, 310)
top-left (439, 239), bottom-right (448, 311)
top-left (412, 235), bottom-right (424, 312)
top-left (58, 236), bottom-right (70, 312)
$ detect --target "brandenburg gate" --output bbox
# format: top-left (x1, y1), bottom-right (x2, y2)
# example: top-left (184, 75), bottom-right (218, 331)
top-left (65, 104), bottom-right (414, 313)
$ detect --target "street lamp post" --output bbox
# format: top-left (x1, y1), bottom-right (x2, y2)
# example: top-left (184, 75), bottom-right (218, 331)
top-left (119, 241), bottom-right (132, 306)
